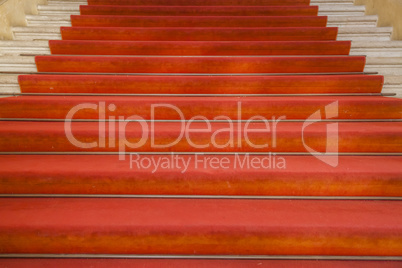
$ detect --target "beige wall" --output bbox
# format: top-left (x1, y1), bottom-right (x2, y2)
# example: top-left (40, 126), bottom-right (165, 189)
top-left (0, 0), bottom-right (47, 40)
top-left (355, 0), bottom-right (402, 40)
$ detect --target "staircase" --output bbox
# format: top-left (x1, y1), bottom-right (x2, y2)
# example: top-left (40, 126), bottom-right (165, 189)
top-left (0, 0), bottom-right (402, 266)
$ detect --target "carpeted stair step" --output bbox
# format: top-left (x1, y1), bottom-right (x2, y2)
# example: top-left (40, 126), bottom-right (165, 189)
top-left (0, 96), bottom-right (400, 119)
top-left (48, 40), bottom-right (351, 56)
top-left (0, 198), bottom-right (401, 255)
top-left (0, 155), bottom-right (401, 196)
top-left (18, 74), bottom-right (384, 94)
top-left (79, 5), bottom-right (319, 16)
top-left (60, 26), bottom-right (339, 41)
top-left (34, 56), bottom-right (366, 74)
top-left (70, 15), bottom-right (328, 28)
top-left (0, 121), bottom-right (400, 153)
top-left (1, 259), bottom-right (401, 268)
top-left (87, 0), bottom-right (311, 6)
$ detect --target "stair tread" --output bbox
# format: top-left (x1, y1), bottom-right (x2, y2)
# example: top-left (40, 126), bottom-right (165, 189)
top-left (48, 40), bottom-right (352, 56)
top-left (60, 26), bottom-right (339, 41)
top-left (34, 55), bottom-right (366, 74)
top-left (0, 259), bottom-right (401, 267)
top-left (0, 198), bottom-right (401, 255)
top-left (79, 5), bottom-right (319, 16)
top-left (18, 74), bottom-right (384, 94)
top-left (0, 121), bottom-right (401, 153)
top-left (86, 0), bottom-right (311, 6)
top-left (70, 15), bottom-right (328, 28)
top-left (0, 96), bottom-right (400, 119)
top-left (0, 155), bottom-right (401, 196)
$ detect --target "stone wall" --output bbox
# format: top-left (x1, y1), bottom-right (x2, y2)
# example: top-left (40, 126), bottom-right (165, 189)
top-left (355, 0), bottom-right (402, 40)
top-left (0, 0), bottom-right (47, 40)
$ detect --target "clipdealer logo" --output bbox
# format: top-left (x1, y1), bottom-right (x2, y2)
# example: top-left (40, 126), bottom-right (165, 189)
top-left (64, 101), bottom-right (339, 168)
top-left (129, 153), bottom-right (287, 174)
top-left (302, 101), bottom-right (339, 167)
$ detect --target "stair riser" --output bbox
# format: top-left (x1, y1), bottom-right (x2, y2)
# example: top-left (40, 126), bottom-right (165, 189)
top-left (48, 40), bottom-right (351, 56)
top-left (70, 15), bottom-right (328, 28)
top-left (87, 0), bottom-right (311, 6)
top-left (18, 75), bottom-right (384, 94)
top-left (2, 230), bottom-right (401, 255)
top-left (79, 5), bottom-right (319, 16)
top-left (35, 56), bottom-right (366, 74)
top-left (1, 259), bottom-right (400, 268)
top-left (0, 198), bottom-right (401, 256)
top-left (60, 27), bottom-right (338, 41)
top-left (1, 155), bottom-right (401, 196)
top-left (0, 97), bottom-right (400, 119)
top-left (0, 122), bottom-right (400, 153)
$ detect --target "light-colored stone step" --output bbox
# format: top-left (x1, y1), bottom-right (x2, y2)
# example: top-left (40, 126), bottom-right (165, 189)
top-left (0, 86), bottom-right (21, 94)
top-left (366, 57), bottom-right (402, 65)
top-left (47, 0), bottom-right (87, 4)
top-left (365, 66), bottom-right (402, 76)
top-left (0, 47), bottom-right (51, 55)
top-left (12, 27), bottom-right (61, 41)
top-left (38, 5), bottom-right (80, 12)
top-left (13, 33), bottom-right (61, 41)
top-left (0, 56), bottom-right (37, 73)
top-left (0, 73), bottom-right (21, 94)
top-left (27, 22), bottom-right (71, 27)
top-left (352, 41), bottom-right (402, 49)
top-left (351, 50), bottom-right (402, 57)
top-left (350, 41), bottom-right (402, 57)
top-left (0, 66), bottom-right (37, 72)
top-left (0, 41), bottom-right (49, 47)
top-left (0, 55), bottom-right (37, 72)
top-left (365, 57), bottom-right (402, 77)
top-left (0, 40), bottom-right (50, 55)
top-left (26, 15), bottom-right (71, 27)
top-left (12, 27), bottom-right (61, 34)
top-left (312, 0), bottom-right (354, 3)
top-left (382, 85), bottom-right (402, 98)
top-left (0, 56), bottom-right (35, 64)
top-left (337, 27), bottom-right (392, 41)
top-left (384, 75), bottom-right (402, 84)
top-left (0, 75), bottom-right (19, 84)
top-left (38, 10), bottom-right (80, 16)
top-left (327, 15), bottom-right (378, 27)
top-left (26, 15), bottom-right (71, 21)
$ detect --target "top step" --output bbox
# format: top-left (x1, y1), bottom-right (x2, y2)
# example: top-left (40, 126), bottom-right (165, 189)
top-left (80, 5), bottom-right (319, 16)
top-left (87, 0), bottom-right (311, 6)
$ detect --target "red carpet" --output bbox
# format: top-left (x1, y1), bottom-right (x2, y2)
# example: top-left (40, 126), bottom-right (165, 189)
top-left (0, 121), bottom-right (401, 152)
top-left (0, 96), bottom-right (400, 119)
top-left (1, 198), bottom-right (402, 255)
top-left (0, 259), bottom-right (400, 268)
top-left (70, 15), bottom-right (328, 28)
top-left (87, 0), bottom-right (312, 6)
top-left (60, 26), bottom-right (339, 41)
top-left (19, 74), bottom-right (384, 94)
top-left (80, 5), bottom-right (319, 16)
top-left (49, 40), bottom-right (351, 56)
top-left (0, 0), bottom-right (401, 262)
top-left (0, 155), bottom-right (401, 196)
top-left (35, 55), bottom-right (366, 73)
